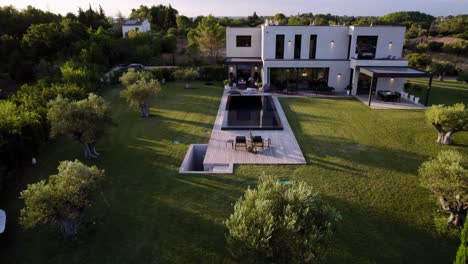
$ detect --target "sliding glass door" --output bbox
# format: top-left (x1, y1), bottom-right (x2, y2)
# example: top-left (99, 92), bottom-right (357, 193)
top-left (269, 68), bottom-right (329, 92)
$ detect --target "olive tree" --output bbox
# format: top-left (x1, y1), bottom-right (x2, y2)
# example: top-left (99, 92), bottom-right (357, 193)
top-left (20, 160), bottom-right (104, 238)
top-left (119, 68), bottom-right (153, 86)
top-left (47, 94), bottom-right (112, 159)
top-left (426, 103), bottom-right (468, 145)
top-left (419, 150), bottom-right (467, 227)
top-left (225, 175), bottom-right (341, 263)
top-left (173, 68), bottom-right (199, 89)
top-left (120, 79), bottom-right (161, 118)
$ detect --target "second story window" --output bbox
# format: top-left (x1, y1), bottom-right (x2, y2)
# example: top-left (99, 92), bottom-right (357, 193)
top-left (275, 34), bottom-right (285, 59)
top-left (294, 35), bottom-right (302, 59)
top-left (236, 36), bottom-right (252, 47)
top-left (309, 35), bottom-right (317, 59)
top-left (356, 36), bottom-right (378, 59)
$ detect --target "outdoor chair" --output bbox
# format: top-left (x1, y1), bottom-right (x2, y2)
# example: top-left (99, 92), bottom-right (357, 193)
top-left (251, 136), bottom-right (264, 150)
top-left (235, 136), bottom-right (247, 150)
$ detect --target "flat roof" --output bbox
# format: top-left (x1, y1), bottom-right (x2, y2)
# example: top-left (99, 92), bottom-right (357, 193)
top-left (360, 66), bottom-right (432, 78)
top-left (225, 57), bottom-right (262, 64)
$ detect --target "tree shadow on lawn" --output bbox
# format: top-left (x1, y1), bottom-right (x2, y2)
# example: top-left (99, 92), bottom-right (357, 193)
top-left (324, 195), bottom-right (458, 263)
top-left (299, 134), bottom-right (429, 175)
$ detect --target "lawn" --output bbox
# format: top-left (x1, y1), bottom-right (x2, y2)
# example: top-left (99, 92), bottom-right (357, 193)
top-left (0, 81), bottom-right (467, 263)
top-left (407, 78), bottom-right (468, 105)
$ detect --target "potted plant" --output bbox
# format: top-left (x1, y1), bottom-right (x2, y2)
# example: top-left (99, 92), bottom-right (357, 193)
top-left (345, 85), bottom-right (352, 95)
top-left (224, 79), bottom-right (231, 89)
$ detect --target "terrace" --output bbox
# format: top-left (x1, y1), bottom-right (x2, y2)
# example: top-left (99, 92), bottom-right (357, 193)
top-left (202, 92), bottom-right (306, 171)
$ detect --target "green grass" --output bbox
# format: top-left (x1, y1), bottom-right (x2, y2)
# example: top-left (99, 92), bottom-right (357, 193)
top-left (407, 78), bottom-right (468, 105)
top-left (1, 81), bottom-right (467, 263)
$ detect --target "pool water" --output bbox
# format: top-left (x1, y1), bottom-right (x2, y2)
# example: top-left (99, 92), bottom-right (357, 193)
top-left (221, 95), bottom-right (283, 130)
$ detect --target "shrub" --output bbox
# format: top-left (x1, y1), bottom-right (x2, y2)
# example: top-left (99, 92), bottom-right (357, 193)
top-left (425, 41), bottom-right (444, 51)
top-left (457, 72), bottom-right (468, 83)
top-left (225, 175), bottom-right (341, 263)
top-left (199, 65), bottom-right (224, 81)
top-left (405, 53), bottom-right (432, 69)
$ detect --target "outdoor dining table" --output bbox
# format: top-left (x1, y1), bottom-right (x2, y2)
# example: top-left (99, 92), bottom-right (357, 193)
top-left (377, 91), bottom-right (400, 102)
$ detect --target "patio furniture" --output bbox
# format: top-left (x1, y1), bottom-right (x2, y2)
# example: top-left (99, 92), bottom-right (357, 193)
top-left (226, 139), bottom-right (234, 149)
top-left (377, 90), bottom-right (400, 102)
top-left (251, 136), bottom-right (264, 150)
top-left (235, 136), bottom-right (247, 150)
top-left (315, 83), bottom-right (335, 95)
top-left (245, 87), bottom-right (257, 94)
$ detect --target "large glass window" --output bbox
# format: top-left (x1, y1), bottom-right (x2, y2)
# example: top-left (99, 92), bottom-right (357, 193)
top-left (236, 35), bottom-right (252, 47)
top-left (355, 36), bottom-right (378, 59)
top-left (269, 68), bottom-right (329, 92)
top-left (294, 35), bottom-right (302, 59)
top-left (309, 35), bottom-right (317, 59)
top-left (275, 35), bottom-right (285, 59)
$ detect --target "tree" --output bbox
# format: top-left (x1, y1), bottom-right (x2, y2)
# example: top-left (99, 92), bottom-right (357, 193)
top-left (119, 68), bottom-right (153, 86)
top-left (20, 160), bottom-right (104, 238)
top-left (273, 13), bottom-right (288, 25)
top-left (419, 150), bottom-right (467, 227)
top-left (455, 220), bottom-right (468, 264)
top-left (405, 53), bottom-right (432, 69)
top-left (426, 103), bottom-right (468, 144)
top-left (225, 175), bottom-right (341, 263)
top-left (427, 61), bottom-right (458, 81)
top-left (47, 94), bottom-right (112, 159)
top-left (189, 15), bottom-right (225, 59)
top-left (247, 12), bottom-right (260, 26)
top-left (120, 79), bottom-right (161, 118)
top-left (176, 15), bottom-right (193, 29)
top-left (173, 68), bottom-right (199, 89)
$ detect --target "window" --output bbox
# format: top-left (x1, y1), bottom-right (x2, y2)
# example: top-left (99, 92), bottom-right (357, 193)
top-left (269, 67), bottom-right (329, 92)
top-left (355, 36), bottom-right (378, 59)
top-left (236, 35), bottom-right (252, 47)
top-left (347, 35), bottom-right (352, 59)
top-left (294, 35), bottom-right (302, 59)
top-left (309, 35), bottom-right (317, 59)
top-left (275, 35), bottom-right (285, 59)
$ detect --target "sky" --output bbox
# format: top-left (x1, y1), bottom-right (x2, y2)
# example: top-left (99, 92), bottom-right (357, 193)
top-left (2, 0), bottom-right (468, 17)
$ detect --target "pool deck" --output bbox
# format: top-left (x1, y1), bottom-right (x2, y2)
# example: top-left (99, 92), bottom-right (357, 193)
top-left (203, 92), bottom-right (307, 170)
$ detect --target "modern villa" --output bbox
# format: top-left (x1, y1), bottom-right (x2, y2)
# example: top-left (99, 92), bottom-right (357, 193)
top-left (225, 22), bottom-right (433, 102)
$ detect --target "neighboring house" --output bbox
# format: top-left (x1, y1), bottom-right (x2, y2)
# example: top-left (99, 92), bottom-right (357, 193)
top-left (122, 19), bottom-right (151, 38)
top-left (226, 22), bottom-right (415, 95)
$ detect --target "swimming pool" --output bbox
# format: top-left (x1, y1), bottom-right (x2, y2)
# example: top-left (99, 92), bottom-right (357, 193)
top-left (221, 95), bottom-right (283, 130)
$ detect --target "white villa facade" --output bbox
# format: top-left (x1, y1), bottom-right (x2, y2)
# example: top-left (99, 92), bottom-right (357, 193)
top-left (226, 23), bottom-right (413, 95)
top-left (122, 19), bottom-right (151, 38)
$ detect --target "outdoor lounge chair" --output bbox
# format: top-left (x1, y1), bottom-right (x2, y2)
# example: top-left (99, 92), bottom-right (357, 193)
top-left (235, 136), bottom-right (247, 150)
top-left (251, 136), bottom-right (264, 150)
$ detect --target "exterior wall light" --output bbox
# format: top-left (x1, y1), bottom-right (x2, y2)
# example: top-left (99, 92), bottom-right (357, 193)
top-left (390, 77), bottom-right (395, 81)
top-left (254, 66), bottom-right (258, 70)
top-left (331, 40), bottom-right (335, 47)
top-left (338, 73), bottom-right (342, 78)
top-left (229, 66), bottom-right (234, 72)
top-left (288, 40), bottom-right (292, 45)
top-left (389, 41), bottom-right (393, 47)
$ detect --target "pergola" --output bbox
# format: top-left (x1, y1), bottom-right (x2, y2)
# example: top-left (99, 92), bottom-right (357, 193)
top-left (224, 57), bottom-right (263, 78)
top-left (359, 66), bottom-right (433, 107)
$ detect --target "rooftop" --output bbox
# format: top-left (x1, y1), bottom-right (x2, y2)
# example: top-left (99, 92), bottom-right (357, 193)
top-left (123, 19), bottom-right (147, 26)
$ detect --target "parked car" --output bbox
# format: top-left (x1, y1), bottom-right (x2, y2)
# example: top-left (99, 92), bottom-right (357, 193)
top-left (127, 64), bottom-right (145, 70)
